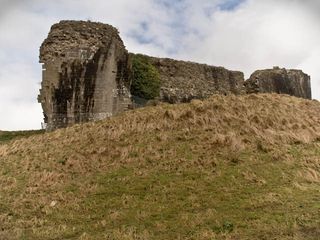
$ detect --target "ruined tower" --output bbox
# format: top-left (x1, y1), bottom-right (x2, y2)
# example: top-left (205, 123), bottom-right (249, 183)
top-left (38, 20), bottom-right (132, 130)
top-left (245, 67), bottom-right (312, 99)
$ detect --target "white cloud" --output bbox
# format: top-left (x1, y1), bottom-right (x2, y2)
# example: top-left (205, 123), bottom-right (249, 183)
top-left (0, 102), bottom-right (43, 130)
top-left (172, 0), bottom-right (320, 98)
top-left (0, 0), bottom-right (319, 130)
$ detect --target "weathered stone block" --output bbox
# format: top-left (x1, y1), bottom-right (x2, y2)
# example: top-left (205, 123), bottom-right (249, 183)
top-left (38, 20), bottom-right (132, 130)
top-left (132, 55), bottom-right (245, 104)
top-left (245, 67), bottom-right (311, 99)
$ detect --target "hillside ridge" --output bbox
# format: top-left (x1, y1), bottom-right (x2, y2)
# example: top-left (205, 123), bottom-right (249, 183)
top-left (2, 94), bottom-right (320, 155)
top-left (1, 93), bottom-right (320, 239)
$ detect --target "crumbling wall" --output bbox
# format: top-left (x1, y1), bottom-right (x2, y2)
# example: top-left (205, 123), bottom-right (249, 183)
top-left (38, 20), bottom-right (131, 130)
top-left (38, 21), bottom-right (313, 131)
top-left (134, 55), bottom-right (245, 103)
top-left (245, 67), bottom-right (312, 99)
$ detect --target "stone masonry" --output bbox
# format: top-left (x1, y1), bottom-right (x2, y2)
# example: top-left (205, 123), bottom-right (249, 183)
top-left (139, 55), bottom-right (245, 103)
top-left (245, 67), bottom-right (311, 99)
top-left (38, 20), bottom-right (131, 130)
top-left (38, 20), bottom-right (312, 130)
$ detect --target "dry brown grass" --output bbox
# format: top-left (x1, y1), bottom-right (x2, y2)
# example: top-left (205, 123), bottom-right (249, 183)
top-left (2, 94), bottom-right (320, 162)
top-left (0, 93), bottom-right (320, 239)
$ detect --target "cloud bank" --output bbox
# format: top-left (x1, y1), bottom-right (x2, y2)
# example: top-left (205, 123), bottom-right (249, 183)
top-left (0, 0), bottom-right (319, 130)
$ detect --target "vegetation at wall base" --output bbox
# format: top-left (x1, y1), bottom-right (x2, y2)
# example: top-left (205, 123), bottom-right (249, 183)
top-left (0, 94), bottom-right (320, 239)
top-left (131, 54), bottom-right (161, 100)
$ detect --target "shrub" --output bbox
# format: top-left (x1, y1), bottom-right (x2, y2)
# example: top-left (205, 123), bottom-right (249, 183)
top-left (131, 54), bottom-right (161, 100)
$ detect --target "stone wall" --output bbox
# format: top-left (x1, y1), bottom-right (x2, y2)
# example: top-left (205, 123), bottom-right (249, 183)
top-left (245, 67), bottom-right (312, 99)
top-left (38, 20), bottom-right (132, 130)
top-left (138, 55), bottom-right (244, 103)
top-left (38, 21), bottom-right (312, 130)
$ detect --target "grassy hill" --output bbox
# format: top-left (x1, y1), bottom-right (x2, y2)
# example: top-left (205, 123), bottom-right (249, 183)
top-left (0, 94), bottom-right (319, 239)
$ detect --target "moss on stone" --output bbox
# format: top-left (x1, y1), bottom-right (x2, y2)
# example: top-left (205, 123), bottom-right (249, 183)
top-left (131, 54), bottom-right (161, 100)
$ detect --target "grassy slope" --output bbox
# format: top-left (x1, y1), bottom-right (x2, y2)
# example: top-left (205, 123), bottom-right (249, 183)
top-left (0, 94), bottom-right (319, 239)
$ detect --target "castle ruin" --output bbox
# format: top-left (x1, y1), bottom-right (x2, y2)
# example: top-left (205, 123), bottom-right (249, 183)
top-left (38, 20), bottom-right (312, 130)
top-left (245, 67), bottom-right (311, 99)
top-left (38, 21), bottom-right (131, 130)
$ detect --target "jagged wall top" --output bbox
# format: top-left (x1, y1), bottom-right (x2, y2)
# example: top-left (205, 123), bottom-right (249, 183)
top-left (137, 55), bottom-right (245, 103)
top-left (39, 20), bottom-right (122, 62)
top-left (245, 67), bottom-right (311, 99)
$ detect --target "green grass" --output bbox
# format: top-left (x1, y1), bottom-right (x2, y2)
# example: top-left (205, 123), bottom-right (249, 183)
top-left (0, 130), bottom-right (44, 144)
top-left (2, 144), bottom-right (319, 239)
top-left (0, 94), bottom-right (320, 239)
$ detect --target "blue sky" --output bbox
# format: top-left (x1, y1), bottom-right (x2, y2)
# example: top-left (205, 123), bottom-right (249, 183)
top-left (0, 0), bottom-right (320, 130)
top-left (218, 0), bottom-right (245, 10)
